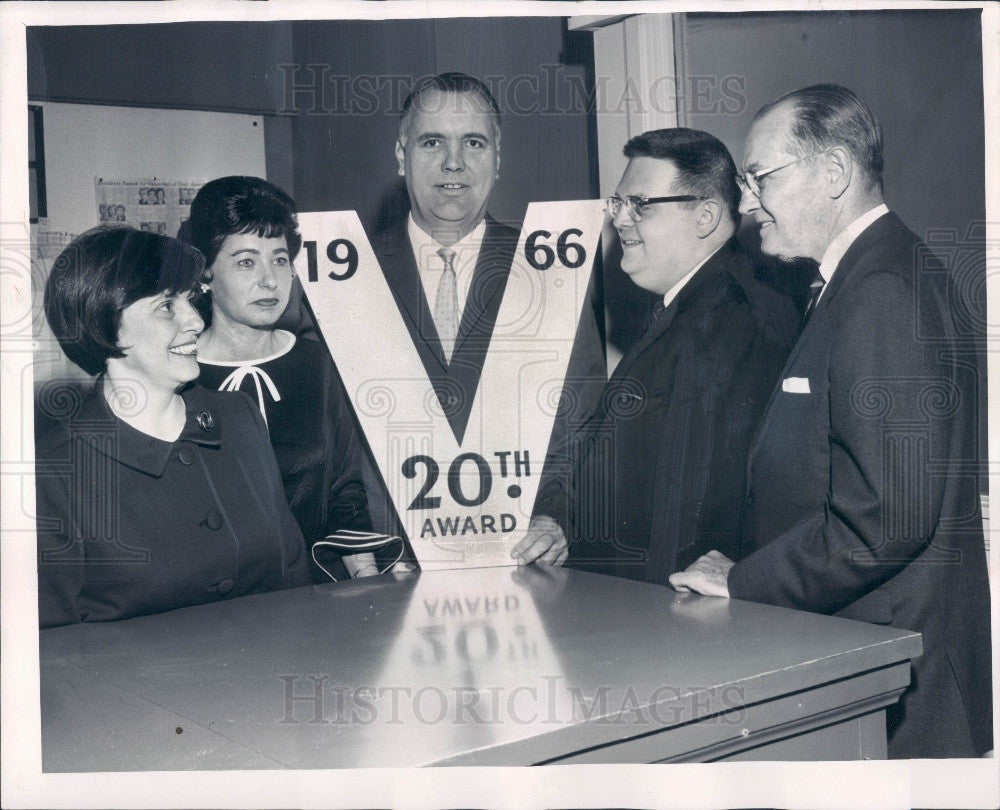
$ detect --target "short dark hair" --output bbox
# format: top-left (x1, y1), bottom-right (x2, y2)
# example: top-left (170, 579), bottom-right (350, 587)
top-left (44, 226), bottom-right (204, 376)
top-left (185, 176), bottom-right (302, 273)
top-left (399, 72), bottom-right (501, 145)
top-left (755, 84), bottom-right (884, 190)
top-left (623, 128), bottom-right (740, 222)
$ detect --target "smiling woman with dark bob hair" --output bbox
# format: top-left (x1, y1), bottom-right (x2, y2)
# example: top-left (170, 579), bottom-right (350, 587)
top-left (36, 225), bottom-right (311, 628)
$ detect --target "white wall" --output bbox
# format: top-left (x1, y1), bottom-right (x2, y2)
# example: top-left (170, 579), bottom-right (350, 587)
top-left (570, 14), bottom-right (681, 369)
top-left (35, 101), bottom-right (266, 240)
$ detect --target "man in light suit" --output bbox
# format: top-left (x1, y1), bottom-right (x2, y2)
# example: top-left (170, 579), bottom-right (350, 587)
top-left (532, 128), bottom-right (798, 582)
top-left (371, 72), bottom-right (604, 564)
top-left (671, 84), bottom-right (992, 758)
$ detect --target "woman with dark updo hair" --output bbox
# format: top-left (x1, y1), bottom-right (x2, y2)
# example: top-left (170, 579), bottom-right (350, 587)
top-left (187, 176), bottom-right (382, 581)
top-left (36, 226), bottom-right (311, 627)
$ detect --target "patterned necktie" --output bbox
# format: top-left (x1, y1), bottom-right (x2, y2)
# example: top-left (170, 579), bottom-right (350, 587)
top-left (803, 271), bottom-right (825, 325)
top-left (434, 247), bottom-right (459, 362)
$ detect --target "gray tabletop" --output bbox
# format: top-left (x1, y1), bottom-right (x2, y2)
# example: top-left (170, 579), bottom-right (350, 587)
top-left (40, 565), bottom-right (921, 770)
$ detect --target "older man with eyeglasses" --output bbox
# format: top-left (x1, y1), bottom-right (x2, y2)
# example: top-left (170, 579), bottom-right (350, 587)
top-left (530, 127), bottom-right (798, 585)
top-left (670, 85), bottom-right (993, 760)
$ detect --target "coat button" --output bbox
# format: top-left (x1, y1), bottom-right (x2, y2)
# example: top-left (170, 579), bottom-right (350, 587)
top-left (203, 509), bottom-right (224, 530)
top-left (214, 579), bottom-right (234, 596)
top-left (177, 449), bottom-right (193, 466)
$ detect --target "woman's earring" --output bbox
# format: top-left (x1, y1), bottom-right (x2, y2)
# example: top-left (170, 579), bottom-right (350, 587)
top-left (200, 282), bottom-right (210, 294)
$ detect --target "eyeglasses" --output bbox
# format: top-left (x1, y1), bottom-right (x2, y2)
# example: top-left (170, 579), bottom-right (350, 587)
top-left (735, 152), bottom-right (825, 197)
top-left (605, 194), bottom-right (706, 222)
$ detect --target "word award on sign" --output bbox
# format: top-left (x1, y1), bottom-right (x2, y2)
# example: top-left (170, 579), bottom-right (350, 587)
top-left (298, 200), bottom-right (604, 569)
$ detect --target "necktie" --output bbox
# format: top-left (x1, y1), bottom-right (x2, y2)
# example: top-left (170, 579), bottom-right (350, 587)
top-left (803, 271), bottom-right (825, 325)
top-left (434, 247), bottom-right (459, 362)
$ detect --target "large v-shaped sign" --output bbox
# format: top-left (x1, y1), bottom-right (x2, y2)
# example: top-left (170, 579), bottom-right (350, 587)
top-left (298, 201), bottom-right (604, 569)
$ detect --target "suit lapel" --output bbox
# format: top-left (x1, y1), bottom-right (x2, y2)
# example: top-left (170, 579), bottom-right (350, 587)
top-left (621, 244), bottom-right (734, 374)
top-left (635, 246), bottom-right (735, 582)
top-left (746, 211), bottom-right (900, 468)
top-left (451, 215), bottom-right (514, 361)
top-left (619, 305), bottom-right (675, 375)
top-left (374, 219), bottom-right (448, 372)
top-left (600, 244), bottom-right (733, 428)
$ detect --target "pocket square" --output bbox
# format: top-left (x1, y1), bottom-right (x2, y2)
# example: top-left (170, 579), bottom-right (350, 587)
top-left (782, 376), bottom-right (811, 394)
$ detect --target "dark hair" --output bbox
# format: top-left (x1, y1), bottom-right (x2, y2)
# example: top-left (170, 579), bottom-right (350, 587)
top-left (755, 84), bottom-right (884, 190)
top-left (44, 226), bottom-right (204, 376)
top-left (623, 127), bottom-right (740, 222)
top-left (185, 176), bottom-right (302, 273)
top-left (399, 72), bottom-right (501, 144)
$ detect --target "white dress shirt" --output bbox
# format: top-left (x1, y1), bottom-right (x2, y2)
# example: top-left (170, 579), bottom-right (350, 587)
top-left (661, 244), bottom-right (725, 311)
top-left (407, 214), bottom-right (488, 331)
top-left (816, 203), bottom-right (890, 301)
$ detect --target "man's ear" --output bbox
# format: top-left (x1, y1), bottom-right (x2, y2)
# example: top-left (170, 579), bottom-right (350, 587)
top-left (826, 146), bottom-right (853, 199)
top-left (395, 140), bottom-right (406, 178)
top-left (695, 198), bottom-right (723, 238)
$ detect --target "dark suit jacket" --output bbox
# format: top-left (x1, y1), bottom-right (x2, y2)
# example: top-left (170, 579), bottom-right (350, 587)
top-left (729, 212), bottom-right (993, 758)
top-left (537, 239), bottom-right (798, 582)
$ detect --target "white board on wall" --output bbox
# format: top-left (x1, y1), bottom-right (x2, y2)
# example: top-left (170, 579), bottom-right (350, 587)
top-left (30, 102), bottom-right (266, 386)
top-left (34, 101), bottom-right (266, 239)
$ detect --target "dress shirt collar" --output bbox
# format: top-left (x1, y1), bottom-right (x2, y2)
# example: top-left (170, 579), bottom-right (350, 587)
top-left (817, 204), bottom-right (890, 292)
top-left (73, 382), bottom-right (221, 478)
top-left (662, 244), bottom-right (726, 311)
top-left (407, 214), bottom-right (487, 276)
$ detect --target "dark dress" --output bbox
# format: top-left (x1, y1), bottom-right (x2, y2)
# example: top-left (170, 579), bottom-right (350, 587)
top-left (36, 384), bottom-right (311, 628)
top-left (196, 332), bottom-right (374, 582)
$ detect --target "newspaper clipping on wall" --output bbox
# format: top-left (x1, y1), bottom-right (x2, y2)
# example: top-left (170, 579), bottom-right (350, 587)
top-left (95, 178), bottom-right (203, 235)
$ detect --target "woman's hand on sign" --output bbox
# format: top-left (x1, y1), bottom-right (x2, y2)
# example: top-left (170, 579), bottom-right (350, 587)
top-left (511, 515), bottom-right (568, 566)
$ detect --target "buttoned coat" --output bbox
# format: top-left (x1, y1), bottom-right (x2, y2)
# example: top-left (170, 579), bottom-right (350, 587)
top-left (36, 384), bottom-right (311, 627)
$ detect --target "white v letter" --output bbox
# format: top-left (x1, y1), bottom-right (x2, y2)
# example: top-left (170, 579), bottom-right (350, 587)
top-left (298, 201), bottom-right (604, 568)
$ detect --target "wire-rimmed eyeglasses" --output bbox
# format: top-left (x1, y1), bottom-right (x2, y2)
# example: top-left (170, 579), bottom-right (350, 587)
top-left (735, 151), bottom-right (826, 197)
top-left (605, 194), bottom-right (706, 222)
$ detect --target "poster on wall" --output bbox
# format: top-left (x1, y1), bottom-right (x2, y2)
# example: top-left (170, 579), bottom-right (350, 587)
top-left (32, 229), bottom-right (75, 262)
top-left (94, 178), bottom-right (204, 235)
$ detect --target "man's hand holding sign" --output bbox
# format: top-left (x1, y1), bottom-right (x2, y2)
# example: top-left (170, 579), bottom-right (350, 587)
top-left (512, 515), bottom-right (568, 567)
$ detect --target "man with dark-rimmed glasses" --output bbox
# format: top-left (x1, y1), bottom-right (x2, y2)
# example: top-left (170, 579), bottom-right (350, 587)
top-left (532, 127), bottom-right (798, 584)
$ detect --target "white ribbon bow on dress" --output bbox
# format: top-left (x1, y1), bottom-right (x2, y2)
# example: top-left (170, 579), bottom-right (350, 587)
top-left (217, 364), bottom-right (281, 427)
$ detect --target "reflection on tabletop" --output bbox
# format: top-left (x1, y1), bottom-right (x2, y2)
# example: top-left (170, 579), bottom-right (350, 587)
top-left (39, 566), bottom-right (920, 770)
